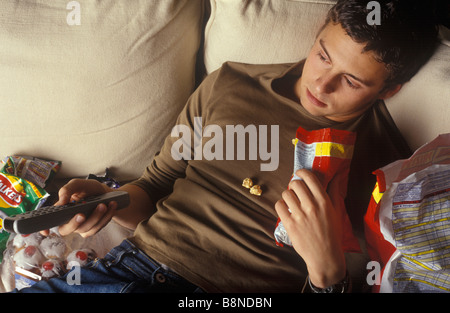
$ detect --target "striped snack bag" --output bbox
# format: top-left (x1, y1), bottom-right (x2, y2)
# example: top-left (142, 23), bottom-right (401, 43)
top-left (274, 126), bottom-right (361, 253)
top-left (364, 134), bottom-right (450, 293)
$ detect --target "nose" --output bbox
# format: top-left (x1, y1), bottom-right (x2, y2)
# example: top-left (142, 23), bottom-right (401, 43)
top-left (314, 72), bottom-right (336, 94)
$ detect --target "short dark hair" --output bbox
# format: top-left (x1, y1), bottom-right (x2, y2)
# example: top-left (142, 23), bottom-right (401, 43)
top-left (324, 0), bottom-right (439, 88)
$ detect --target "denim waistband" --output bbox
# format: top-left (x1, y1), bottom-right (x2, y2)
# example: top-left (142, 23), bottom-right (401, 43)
top-left (102, 239), bottom-right (201, 291)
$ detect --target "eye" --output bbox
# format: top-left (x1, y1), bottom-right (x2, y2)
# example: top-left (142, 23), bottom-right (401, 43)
top-left (316, 51), bottom-right (328, 63)
top-left (345, 77), bottom-right (358, 89)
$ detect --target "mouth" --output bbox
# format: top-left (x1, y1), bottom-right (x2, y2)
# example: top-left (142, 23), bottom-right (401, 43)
top-left (306, 88), bottom-right (327, 108)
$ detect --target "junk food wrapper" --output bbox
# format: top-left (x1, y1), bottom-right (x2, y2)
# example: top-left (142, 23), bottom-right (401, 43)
top-left (274, 126), bottom-right (361, 253)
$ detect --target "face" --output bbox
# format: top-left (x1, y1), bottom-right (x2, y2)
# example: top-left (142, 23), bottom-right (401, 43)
top-left (296, 22), bottom-right (401, 122)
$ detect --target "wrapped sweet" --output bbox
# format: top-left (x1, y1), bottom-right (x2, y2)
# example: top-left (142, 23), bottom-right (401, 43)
top-left (66, 248), bottom-right (97, 269)
top-left (12, 233), bottom-right (45, 250)
top-left (40, 235), bottom-right (67, 259)
top-left (40, 259), bottom-right (65, 280)
top-left (13, 245), bottom-right (45, 272)
top-left (8, 229), bottom-right (98, 290)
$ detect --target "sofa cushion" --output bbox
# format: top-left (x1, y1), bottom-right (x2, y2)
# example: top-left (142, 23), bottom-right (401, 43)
top-left (385, 41), bottom-right (450, 151)
top-left (204, 0), bottom-right (449, 150)
top-left (0, 0), bottom-right (204, 181)
top-left (204, 0), bottom-right (336, 73)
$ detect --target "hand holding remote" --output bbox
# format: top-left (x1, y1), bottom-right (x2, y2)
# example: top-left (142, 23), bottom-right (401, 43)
top-left (51, 178), bottom-right (115, 237)
top-left (4, 179), bottom-right (129, 237)
top-left (52, 178), bottom-right (129, 237)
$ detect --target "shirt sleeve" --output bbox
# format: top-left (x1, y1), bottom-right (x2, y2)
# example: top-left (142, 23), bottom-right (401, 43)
top-left (127, 69), bottom-right (220, 203)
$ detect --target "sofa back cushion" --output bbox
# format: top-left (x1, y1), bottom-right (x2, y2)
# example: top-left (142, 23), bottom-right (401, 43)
top-left (205, 0), bottom-right (336, 73)
top-left (384, 42), bottom-right (450, 150)
top-left (0, 0), bottom-right (204, 181)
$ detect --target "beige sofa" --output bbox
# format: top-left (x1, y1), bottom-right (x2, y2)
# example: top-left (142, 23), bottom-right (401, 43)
top-left (0, 0), bottom-right (449, 292)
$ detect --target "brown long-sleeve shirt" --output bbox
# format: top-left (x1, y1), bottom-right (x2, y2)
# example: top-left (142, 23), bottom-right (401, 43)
top-left (128, 61), bottom-right (411, 292)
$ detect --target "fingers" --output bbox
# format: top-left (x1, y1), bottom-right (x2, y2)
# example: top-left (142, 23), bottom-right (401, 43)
top-left (57, 213), bottom-right (86, 237)
top-left (281, 188), bottom-right (303, 215)
top-left (53, 190), bottom-right (71, 206)
top-left (58, 201), bottom-right (117, 237)
top-left (50, 179), bottom-right (115, 237)
top-left (274, 198), bottom-right (291, 222)
top-left (77, 201), bottom-right (117, 237)
top-left (54, 179), bottom-right (86, 206)
top-left (275, 169), bottom-right (347, 288)
top-left (54, 178), bottom-right (109, 206)
top-left (39, 229), bottom-right (50, 236)
top-left (291, 169), bottom-right (327, 200)
top-left (276, 169), bottom-right (333, 221)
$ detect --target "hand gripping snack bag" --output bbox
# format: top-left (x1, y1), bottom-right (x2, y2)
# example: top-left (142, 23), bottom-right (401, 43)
top-left (274, 126), bottom-right (361, 253)
top-left (0, 172), bottom-right (49, 262)
top-left (364, 133), bottom-right (450, 293)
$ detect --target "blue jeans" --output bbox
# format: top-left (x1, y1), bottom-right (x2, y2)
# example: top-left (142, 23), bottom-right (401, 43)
top-left (14, 240), bottom-right (203, 293)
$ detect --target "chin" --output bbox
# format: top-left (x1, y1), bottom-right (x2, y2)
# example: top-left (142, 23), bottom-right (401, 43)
top-left (299, 92), bottom-right (321, 116)
top-left (301, 101), bottom-right (322, 117)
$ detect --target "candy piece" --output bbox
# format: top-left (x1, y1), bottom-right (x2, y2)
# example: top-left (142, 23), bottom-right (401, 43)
top-left (40, 235), bottom-right (67, 259)
top-left (24, 245), bottom-right (37, 257)
top-left (76, 250), bottom-right (88, 261)
top-left (12, 234), bottom-right (29, 249)
top-left (66, 248), bottom-right (97, 269)
top-left (41, 259), bottom-right (65, 280)
top-left (242, 178), bottom-right (253, 189)
top-left (13, 245), bottom-right (45, 271)
top-left (42, 260), bottom-right (54, 271)
top-left (250, 185), bottom-right (262, 196)
top-left (12, 233), bottom-right (45, 250)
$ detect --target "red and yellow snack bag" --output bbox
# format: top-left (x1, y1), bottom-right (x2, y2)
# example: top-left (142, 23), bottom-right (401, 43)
top-left (274, 126), bottom-right (361, 253)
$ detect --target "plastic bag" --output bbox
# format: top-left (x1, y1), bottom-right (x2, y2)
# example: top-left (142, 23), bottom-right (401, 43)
top-left (1, 156), bottom-right (61, 189)
top-left (365, 134), bottom-right (450, 293)
top-left (9, 229), bottom-right (97, 290)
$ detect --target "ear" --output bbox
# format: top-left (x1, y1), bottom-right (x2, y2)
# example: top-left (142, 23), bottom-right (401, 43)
top-left (378, 84), bottom-right (403, 100)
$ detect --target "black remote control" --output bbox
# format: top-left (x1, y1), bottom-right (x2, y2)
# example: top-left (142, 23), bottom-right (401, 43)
top-left (3, 191), bottom-right (130, 234)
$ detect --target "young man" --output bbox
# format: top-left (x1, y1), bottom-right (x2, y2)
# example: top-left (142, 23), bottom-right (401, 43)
top-left (17, 0), bottom-right (438, 293)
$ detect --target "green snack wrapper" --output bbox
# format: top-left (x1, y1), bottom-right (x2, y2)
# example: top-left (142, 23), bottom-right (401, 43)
top-left (0, 172), bottom-right (49, 262)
